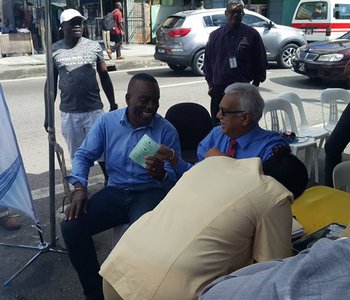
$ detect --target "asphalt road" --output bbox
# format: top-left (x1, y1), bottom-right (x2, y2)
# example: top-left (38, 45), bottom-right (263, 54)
top-left (3, 64), bottom-right (350, 209)
top-left (1, 64), bottom-right (348, 189)
top-left (1, 65), bottom-right (349, 299)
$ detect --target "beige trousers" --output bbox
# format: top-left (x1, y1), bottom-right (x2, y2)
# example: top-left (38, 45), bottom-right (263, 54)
top-left (103, 30), bottom-right (111, 50)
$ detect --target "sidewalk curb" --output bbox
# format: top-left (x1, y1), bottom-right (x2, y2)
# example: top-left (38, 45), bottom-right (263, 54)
top-left (107, 58), bottom-right (167, 71)
top-left (0, 66), bottom-right (47, 80)
top-left (0, 58), bottom-right (166, 80)
top-left (0, 44), bottom-right (166, 80)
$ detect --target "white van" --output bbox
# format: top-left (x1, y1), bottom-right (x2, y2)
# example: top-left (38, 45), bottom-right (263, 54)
top-left (292, 0), bottom-right (350, 41)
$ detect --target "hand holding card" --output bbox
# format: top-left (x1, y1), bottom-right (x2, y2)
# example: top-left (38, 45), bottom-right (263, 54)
top-left (129, 134), bottom-right (160, 167)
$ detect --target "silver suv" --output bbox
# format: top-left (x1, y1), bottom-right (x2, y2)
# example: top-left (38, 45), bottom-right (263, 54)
top-left (154, 8), bottom-right (307, 75)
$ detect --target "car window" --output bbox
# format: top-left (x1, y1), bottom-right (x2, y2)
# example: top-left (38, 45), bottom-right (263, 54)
top-left (340, 32), bottom-right (350, 39)
top-left (203, 14), bottom-right (226, 27)
top-left (334, 4), bottom-right (350, 19)
top-left (295, 1), bottom-right (327, 20)
top-left (161, 16), bottom-right (185, 29)
top-left (243, 14), bottom-right (267, 27)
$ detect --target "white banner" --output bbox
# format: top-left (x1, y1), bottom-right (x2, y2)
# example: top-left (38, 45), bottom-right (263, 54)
top-left (0, 84), bottom-right (38, 223)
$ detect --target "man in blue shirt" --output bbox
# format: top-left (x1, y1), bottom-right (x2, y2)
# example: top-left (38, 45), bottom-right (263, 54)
top-left (149, 82), bottom-right (289, 177)
top-left (61, 73), bottom-right (181, 300)
top-left (200, 230), bottom-right (350, 300)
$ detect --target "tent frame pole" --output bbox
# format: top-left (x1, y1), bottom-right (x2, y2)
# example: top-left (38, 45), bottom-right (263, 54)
top-left (1, 0), bottom-right (68, 286)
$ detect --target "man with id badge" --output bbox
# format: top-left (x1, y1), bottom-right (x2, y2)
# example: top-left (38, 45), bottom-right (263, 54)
top-left (204, 0), bottom-right (267, 125)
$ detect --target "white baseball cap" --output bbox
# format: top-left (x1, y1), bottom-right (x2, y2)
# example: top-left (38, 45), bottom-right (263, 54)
top-left (60, 9), bottom-right (86, 24)
top-left (226, 0), bottom-right (245, 8)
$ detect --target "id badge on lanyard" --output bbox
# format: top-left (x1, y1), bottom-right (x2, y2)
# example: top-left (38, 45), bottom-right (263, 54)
top-left (229, 57), bottom-right (237, 69)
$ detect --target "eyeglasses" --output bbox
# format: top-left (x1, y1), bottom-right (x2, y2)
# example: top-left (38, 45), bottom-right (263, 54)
top-left (219, 107), bottom-right (245, 117)
top-left (226, 8), bottom-right (244, 16)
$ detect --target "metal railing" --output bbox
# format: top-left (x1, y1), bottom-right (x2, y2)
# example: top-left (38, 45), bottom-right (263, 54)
top-left (124, 1), bottom-right (150, 44)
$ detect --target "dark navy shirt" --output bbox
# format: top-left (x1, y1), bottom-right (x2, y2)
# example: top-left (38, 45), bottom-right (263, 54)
top-left (204, 23), bottom-right (267, 88)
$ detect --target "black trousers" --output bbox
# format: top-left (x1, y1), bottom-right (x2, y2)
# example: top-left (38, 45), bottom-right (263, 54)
top-left (110, 33), bottom-right (122, 58)
top-left (61, 187), bottom-right (167, 300)
top-left (210, 85), bottom-right (226, 126)
top-left (324, 103), bottom-right (350, 186)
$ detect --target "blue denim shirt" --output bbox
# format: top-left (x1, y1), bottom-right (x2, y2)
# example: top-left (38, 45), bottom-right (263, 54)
top-left (67, 108), bottom-right (181, 191)
top-left (200, 238), bottom-right (350, 300)
top-left (173, 125), bottom-right (290, 176)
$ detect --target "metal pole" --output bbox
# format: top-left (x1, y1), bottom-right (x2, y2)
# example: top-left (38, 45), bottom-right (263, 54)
top-left (142, 1), bottom-right (146, 44)
top-left (44, 0), bottom-right (56, 247)
top-left (123, 0), bottom-right (129, 43)
top-left (100, 0), bottom-right (103, 16)
top-left (1, 12), bottom-right (68, 282)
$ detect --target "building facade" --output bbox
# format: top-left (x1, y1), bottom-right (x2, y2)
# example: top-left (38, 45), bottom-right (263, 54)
top-left (0, 0), bottom-right (299, 53)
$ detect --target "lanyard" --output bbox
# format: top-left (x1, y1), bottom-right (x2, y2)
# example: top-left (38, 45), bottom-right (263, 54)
top-left (225, 26), bottom-right (242, 57)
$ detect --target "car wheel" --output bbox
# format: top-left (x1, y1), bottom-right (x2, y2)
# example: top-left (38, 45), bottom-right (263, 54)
top-left (167, 64), bottom-right (187, 72)
top-left (191, 49), bottom-right (205, 76)
top-left (278, 44), bottom-right (298, 69)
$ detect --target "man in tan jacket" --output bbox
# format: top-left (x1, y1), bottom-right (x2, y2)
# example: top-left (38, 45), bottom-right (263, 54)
top-left (100, 154), bottom-right (308, 300)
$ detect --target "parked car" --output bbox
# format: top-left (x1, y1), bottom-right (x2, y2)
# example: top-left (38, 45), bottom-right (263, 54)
top-left (154, 8), bottom-right (307, 75)
top-left (292, 31), bottom-right (350, 81)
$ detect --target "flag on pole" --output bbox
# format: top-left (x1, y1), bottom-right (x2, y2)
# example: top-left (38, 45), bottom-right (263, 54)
top-left (0, 83), bottom-right (39, 223)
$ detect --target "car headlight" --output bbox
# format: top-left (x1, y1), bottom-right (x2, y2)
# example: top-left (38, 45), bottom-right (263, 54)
top-left (317, 53), bottom-right (344, 62)
top-left (295, 46), bottom-right (306, 59)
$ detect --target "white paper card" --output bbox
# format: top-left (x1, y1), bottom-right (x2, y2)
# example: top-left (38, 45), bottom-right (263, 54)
top-left (129, 134), bottom-right (160, 168)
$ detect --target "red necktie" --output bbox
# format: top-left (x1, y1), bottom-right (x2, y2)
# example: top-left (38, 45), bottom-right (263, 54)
top-left (227, 139), bottom-right (237, 158)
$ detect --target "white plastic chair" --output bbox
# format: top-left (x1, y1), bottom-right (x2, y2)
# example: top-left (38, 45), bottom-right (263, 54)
top-left (278, 91), bottom-right (329, 182)
top-left (333, 161), bottom-right (350, 192)
top-left (320, 88), bottom-right (350, 132)
top-left (263, 98), bottom-right (318, 180)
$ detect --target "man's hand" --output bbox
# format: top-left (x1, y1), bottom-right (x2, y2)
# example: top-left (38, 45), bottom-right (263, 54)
top-left (205, 147), bottom-right (227, 158)
top-left (208, 87), bottom-right (213, 97)
top-left (65, 188), bottom-right (88, 220)
top-left (155, 145), bottom-right (173, 161)
top-left (155, 145), bottom-right (178, 166)
top-left (145, 156), bottom-right (166, 181)
top-left (44, 118), bottom-right (49, 132)
top-left (110, 103), bottom-right (118, 111)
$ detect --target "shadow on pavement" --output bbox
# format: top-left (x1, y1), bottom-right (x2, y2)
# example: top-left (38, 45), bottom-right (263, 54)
top-left (0, 169), bottom-right (111, 300)
top-left (270, 74), bottom-right (349, 90)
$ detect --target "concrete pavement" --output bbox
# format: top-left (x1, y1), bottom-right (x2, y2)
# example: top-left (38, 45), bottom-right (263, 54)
top-left (0, 44), bottom-right (166, 80)
top-left (0, 43), bottom-right (166, 299)
top-left (0, 165), bottom-right (116, 300)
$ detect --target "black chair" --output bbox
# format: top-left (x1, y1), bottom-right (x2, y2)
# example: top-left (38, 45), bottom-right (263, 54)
top-left (165, 102), bottom-right (212, 163)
